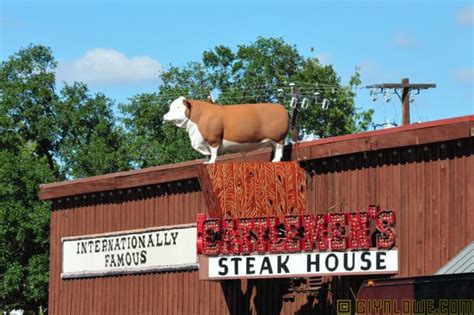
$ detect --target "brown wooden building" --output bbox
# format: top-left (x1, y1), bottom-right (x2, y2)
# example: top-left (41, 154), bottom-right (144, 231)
top-left (40, 115), bottom-right (474, 314)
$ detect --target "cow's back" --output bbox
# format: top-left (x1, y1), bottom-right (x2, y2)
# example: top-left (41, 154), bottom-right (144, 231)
top-left (222, 103), bottom-right (288, 143)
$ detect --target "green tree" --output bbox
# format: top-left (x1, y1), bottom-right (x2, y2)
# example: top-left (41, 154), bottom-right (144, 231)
top-left (0, 142), bottom-right (54, 313)
top-left (57, 82), bottom-right (131, 178)
top-left (0, 45), bottom-right (59, 174)
top-left (120, 92), bottom-right (202, 168)
top-left (203, 37), bottom-right (373, 138)
top-left (0, 45), bottom-right (132, 312)
top-left (0, 45), bottom-right (58, 313)
top-left (122, 37), bottom-right (373, 167)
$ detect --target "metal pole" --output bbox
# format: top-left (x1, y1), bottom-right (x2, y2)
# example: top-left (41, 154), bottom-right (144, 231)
top-left (289, 83), bottom-right (300, 142)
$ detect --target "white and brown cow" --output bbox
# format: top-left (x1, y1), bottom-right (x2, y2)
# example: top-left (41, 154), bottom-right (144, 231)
top-left (163, 97), bottom-right (289, 163)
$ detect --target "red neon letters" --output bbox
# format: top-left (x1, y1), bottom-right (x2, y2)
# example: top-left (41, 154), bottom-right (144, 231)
top-left (197, 205), bottom-right (396, 255)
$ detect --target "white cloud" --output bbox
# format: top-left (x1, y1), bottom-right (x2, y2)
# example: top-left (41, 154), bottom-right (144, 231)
top-left (315, 53), bottom-right (333, 65)
top-left (57, 48), bottom-right (163, 86)
top-left (456, 5), bottom-right (474, 26)
top-left (452, 68), bottom-right (474, 84)
top-left (392, 32), bottom-right (417, 48)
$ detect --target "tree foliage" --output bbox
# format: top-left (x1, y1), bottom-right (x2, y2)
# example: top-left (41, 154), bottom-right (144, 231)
top-left (0, 45), bottom-right (132, 312)
top-left (202, 37), bottom-right (373, 137)
top-left (57, 82), bottom-right (131, 178)
top-left (0, 45), bottom-right (59, 173)
top-left (0, 143), bottom-right (53, 313)
top-left (119, 61), bottom-right (214, 167)
top-left (120, 92), bottom-right (201, 168)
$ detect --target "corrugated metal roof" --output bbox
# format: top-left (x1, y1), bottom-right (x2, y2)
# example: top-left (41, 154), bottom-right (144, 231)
top-left (435, 242), bottom-right (474, 275)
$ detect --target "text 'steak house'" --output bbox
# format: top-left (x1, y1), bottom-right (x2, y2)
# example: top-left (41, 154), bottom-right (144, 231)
top-left (40, 116), bottom-right (474, 314)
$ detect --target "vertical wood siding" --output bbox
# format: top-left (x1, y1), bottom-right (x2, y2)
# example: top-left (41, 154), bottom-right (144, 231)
top-left (303, 137), bottom-right (473, 278)
top-left (48, 137), bottom-right (473, 314)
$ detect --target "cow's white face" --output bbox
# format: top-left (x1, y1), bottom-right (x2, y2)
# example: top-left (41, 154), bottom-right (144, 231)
top-left (163, 96), bottom-right (189, 127)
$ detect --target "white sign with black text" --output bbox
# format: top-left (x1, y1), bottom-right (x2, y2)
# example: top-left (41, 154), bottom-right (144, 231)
top-left (62, 224), bottom-right (197, 278)
top-left (206, 249), bottom-right (398, 279)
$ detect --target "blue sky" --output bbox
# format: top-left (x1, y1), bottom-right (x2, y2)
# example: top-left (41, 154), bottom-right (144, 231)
top-left (1, 0), bottom-right (473, 126)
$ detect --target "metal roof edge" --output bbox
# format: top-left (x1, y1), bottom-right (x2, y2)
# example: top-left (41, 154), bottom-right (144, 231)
top-left (435, 241), bottom-right (474, 275)
top-left (39, 115), bottom-right (474, 201)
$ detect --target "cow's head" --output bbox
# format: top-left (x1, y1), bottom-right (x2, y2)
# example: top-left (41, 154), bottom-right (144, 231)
top-left (163, 96), bottom-right (191, 127)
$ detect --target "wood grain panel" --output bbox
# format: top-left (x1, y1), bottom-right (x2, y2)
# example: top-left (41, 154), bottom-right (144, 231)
top-left (199, 162), bottom-right (307, 218)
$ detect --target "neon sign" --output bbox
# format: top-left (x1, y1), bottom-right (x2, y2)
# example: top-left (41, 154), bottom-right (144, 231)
top-left (197, 205), bottom-right (396, 256)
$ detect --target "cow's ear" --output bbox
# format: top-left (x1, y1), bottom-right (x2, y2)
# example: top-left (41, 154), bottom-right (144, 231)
top-left (183, 99), bottom-right (192, 110)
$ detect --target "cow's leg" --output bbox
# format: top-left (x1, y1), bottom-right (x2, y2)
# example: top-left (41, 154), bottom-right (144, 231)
top-left (204, 145), bottom-right (219, 164)
top-left (272, 142), bottom-right (284, 162)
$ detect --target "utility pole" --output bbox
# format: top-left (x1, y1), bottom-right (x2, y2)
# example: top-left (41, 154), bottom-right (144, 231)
top-left (366, 78), bottom-right (436, 125)
top-left (279, 82), bottom-right (330, 142)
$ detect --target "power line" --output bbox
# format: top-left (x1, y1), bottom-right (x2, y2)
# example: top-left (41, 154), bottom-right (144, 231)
top-left (390, 98), bottom-right (399, 123)
top-left (376, 96), bottom-right (388, 122)
top-left (124, 82), bottom-right (351, 104)
top-left (411, 95), bottom-right (426, 123)
top-left (136, 87), bottom-right (348, 100)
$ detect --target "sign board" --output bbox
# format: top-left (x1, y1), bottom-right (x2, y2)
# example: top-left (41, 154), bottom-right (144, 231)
top-left (62, 224), bottom-right (197, 278)
top-left (202, 249), bottom-right (398, 280)
top-left (197, 205), bottom-right (399, 280)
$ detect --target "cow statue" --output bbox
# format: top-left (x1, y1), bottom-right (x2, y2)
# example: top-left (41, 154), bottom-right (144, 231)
top-left (163, 97), bottom-right (289, 163)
